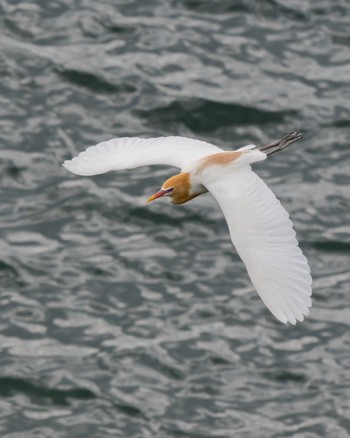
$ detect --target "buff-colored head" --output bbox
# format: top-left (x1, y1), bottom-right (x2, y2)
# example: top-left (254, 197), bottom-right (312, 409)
top-left (147, 172), bottom-right (199, 205)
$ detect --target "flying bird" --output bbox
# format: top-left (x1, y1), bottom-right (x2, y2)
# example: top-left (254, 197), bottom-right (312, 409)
top-left (63, 132), bottom-right (312, 324)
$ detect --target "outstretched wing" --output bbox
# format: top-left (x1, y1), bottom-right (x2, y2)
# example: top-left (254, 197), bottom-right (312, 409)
top-left (62, 136), bottom-right (223, 176)
top-left (201, 152), bottom-right (312, 324)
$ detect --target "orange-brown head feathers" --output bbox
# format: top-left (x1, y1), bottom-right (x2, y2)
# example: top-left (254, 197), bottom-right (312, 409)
top-left (147, 172), bottom-right (205, 205)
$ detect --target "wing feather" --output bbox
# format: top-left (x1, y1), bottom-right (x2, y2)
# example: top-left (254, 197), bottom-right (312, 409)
top-left (201, 154), bottom-right (312, 324)
top-left (63, 136), bottom-right (222, 176)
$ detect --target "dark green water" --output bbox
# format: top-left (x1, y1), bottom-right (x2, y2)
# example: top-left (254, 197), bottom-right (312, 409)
top-left (1, 0), bottom-right (350, 436)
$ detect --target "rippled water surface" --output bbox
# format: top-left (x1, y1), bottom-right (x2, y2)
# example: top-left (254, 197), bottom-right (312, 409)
top-left (1, 0), bottom-right (350, 436)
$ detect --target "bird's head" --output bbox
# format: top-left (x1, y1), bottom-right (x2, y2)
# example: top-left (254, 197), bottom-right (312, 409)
top-left (147, 172), bottom-right (195, 205)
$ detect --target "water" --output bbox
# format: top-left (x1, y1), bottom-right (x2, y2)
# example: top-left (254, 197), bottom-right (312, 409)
top-left (1, 0), bottom-right (350, 436)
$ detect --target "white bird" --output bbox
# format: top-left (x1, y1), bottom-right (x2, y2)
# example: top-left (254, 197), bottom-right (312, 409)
top-left (63, 132), bottom-right (312, 324)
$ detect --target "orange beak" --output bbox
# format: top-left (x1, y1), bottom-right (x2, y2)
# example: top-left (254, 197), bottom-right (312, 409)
top-left (146, 189), bottom-right (168, 203)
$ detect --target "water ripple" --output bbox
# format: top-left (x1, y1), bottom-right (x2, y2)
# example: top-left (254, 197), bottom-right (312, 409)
top-left (1, 0), bottom-right (350, 436)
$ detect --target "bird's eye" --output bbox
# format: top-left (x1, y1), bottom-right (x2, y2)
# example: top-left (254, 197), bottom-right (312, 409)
top-left (165, 187), bottom-right (174, 193)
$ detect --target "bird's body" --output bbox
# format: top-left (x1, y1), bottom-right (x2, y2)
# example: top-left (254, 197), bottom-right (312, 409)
top-left (63, 132), bottom-right (312, 325)
top-left (162, 151), bottom-right (244, 204)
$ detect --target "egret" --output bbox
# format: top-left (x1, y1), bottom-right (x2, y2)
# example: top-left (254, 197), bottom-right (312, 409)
top-left (63, 132), bottom-right (312, 324)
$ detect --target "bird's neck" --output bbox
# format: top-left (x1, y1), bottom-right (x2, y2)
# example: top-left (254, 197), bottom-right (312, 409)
top-left (171, 188), bottom-right (207, 204)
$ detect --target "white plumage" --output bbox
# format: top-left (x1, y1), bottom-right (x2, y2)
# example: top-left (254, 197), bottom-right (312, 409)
top-left (62, 136), bottom-right (221, 175)
top-left (63, 134), bottom-right (312, 324)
